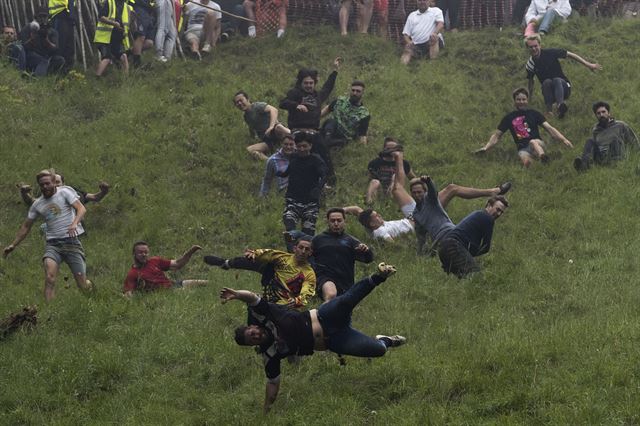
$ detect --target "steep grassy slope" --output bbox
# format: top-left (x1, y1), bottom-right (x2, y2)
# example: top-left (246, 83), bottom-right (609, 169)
top-left (1, 17), bottom-right (640, 424)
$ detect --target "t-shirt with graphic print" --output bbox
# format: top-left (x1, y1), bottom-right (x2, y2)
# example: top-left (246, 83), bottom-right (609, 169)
top-left (27, 186), bottom-right (84, 240)
top-left (497, 109), bottom-right (547, 151)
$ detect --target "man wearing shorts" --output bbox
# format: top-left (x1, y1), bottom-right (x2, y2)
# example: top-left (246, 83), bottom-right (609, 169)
top-left (4, 169), bottom-right (92, 302)
top-left (401, 0), bottom-right (444, 64)
top-left (234, 91), bottom-right (291, 161)
top-left (123, 241), bottom-right (208, 296)
top-left (312, 208), bottom-right (374, 301)
top-left (365, 137), bottom-right (415, 205)
top-left (183, 0), bottom-right (221, 59)
top-left (94, 0), bottom-right (131, 76)
top-left (476, 87), bottom-right (572, 167)
top-left (413, 177), bottom-right (508, 278)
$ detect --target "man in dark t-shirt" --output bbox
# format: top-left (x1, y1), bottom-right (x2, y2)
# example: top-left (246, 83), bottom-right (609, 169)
top-left (234, 91), bottom-right (291, 160)
top-left (366, 137), bottom-right (415, 205)
top-left (412, 177), bottom-right (509, 278)
top-left (311, 207), bottom-right (374, 301)
top-left (476, 87), bottom-right (572, 167)
top-left (524, 34), bottom-right (602, 118)
top-left (220, 263), bottom-right (404, 413)
top-left (276, 132), bottom-right (327, 237)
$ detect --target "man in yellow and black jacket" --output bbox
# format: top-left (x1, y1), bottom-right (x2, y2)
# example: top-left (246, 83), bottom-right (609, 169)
top-left (94, 0), bottom-right (131, 76)
top-left (48, 0), bottom-right (75, 72)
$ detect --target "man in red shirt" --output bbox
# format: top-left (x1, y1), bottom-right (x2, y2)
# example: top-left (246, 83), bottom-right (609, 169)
top-left (123, 241), bottom-right (208, 296)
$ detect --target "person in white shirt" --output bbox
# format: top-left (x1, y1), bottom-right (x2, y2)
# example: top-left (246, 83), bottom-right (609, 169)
top-left (524, 0), bottom-right (571, 37)
top-left (401, 0), bottom-right (444, 64)
top-left (3, 169), bottom-right (93, 302)
top-left (183, 0), bottom-right (222, 59)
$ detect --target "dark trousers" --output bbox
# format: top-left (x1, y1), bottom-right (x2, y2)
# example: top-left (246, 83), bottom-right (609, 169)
top-left (541, 78), bottom-right (571, 111)
top-left (437, 237), bottom-right (480, 278)
top-left (26, 51), bottom-right (65, 76)
top-left (51, 11), bottom-right (75, 71)
top-left (317, 276), bottom-right (387, 357)
top-left (321, 119), bottom-right (349, 149)
top-left (437, 0), bottom-right (461, 29)
top-left (7, 43), bottom-right (27, 71)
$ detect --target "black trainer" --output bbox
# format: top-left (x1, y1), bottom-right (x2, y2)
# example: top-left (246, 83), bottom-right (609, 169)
top-left (204, 255), bottom-right (227, 267)
top-left (573, 157), bottom-right (587, 172)
top-left (498, 181), bottom-right (512, 195)
top-left (376, 335), bottom-right (407, 347)
top-left (558, 102), bottom-right (568, 119)
top-left (540, 154), bottom-right (551, 164)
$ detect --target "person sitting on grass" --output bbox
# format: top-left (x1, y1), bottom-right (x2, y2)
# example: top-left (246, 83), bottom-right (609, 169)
top-left (475, 87), bottom-right (572, 167)
top-left (573, 101), bottom-right (639, 172)
top-left (182, 0), bottom-right (221, 60)
top-left (123, 242), bottom-right (208, 297)
top-left (260, 135), bottom-right (295, 197)
top-left (365, 138), bottom-right (415, 206)
top-left (234, 90), bottom-right (291, 161)
top-left (524, 34), bottom-right (601, 119)
top-left (348, 150), bottom-right (511, 243)
top-left (524, 0), bottom-right (571, 37)
top-left (321, 80), bottom-right (371, 147)
top-left (413, 177), bottom-right (508, 278)
top-left (219, 262), bottom-right (405, 414)
top-left (203, 236), bottom-right (315, 310)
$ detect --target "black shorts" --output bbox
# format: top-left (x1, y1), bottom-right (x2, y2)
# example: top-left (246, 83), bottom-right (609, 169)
top-left (96, 30), bottom-right (125, 60)
top-left (132, 6), bottom-right (156, 39)
top-left (260, 126), bottom-right (282, 150)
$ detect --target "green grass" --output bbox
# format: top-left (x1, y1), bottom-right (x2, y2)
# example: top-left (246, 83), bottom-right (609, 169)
top-left (1, 17), bottom-right (640, 424)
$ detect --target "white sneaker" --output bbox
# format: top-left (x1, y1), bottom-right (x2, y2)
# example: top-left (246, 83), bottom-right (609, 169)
top-left (156, 55), bottom-right (167, 62)
top-left (276, 28), bottom-right (285, 38)
top-left (248, 25), bottom-right (256, 38)
top-left (201, 43), bottom-right (212, 53)
top-left (376, 335), bottom-right (406, 347)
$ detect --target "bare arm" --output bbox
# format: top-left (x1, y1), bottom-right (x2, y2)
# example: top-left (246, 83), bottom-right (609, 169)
top-left (68, 200), bottom-right (86, 238)
top-left (264, 381), bottom-right (280, 414)
top-left (343, 205), bottom-right (364, 216)
top-left (542, 122), bottom-right (573, 148)
top-left (567, 51), bottom-right (602, 72)
top-left (219, 287), bottom-right (260, 305)
top-left (320, 105), bottom-right (330, 118)
top-left (264, 105), bottom-right (279, 134)
top-left (3, 219), bottom-right (35, 258)
top-left (170, 245), bottom-right (202, 270)
top-left (476, 130), bottom-right (504, 153)
top-left (84, 182), bottom-right (110, 203)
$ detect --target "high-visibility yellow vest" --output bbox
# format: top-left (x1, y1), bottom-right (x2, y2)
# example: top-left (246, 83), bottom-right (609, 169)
top-left (94, 0), bottom-right (131, 49)
top-left (48, 0), bottom-right (69, 18)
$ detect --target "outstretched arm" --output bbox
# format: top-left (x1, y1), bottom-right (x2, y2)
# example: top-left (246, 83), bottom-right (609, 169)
top-left (542, 122), bottom-right (573, 148)
top-left (264, 380), bottom-right (280, 414)
top-left (567, 51), bottom-right (602, 72)
top-left (344, 205), bottom-right (364, 216)
top-left (219, 287), bottom-right (260, 305)
top-left (170, 245), bottom-right (202, 270)
top-left (476, 130), bottom-right (504, 153)
top-left (3, 219), bottom-right (34, 258)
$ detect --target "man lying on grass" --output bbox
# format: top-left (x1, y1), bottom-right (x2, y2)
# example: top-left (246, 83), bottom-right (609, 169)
top-left (123, 241), bottom-right (208, 296)
top-left (220, 262), bottom-right (405, 413)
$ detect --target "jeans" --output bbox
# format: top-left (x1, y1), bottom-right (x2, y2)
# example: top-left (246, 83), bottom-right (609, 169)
top-left (7, 43), bottom-right (26, 71)
top-left (538, 9), bottom-right (561, 33)
top-left (317, 276), bottom-right (387, 357)
top-left (50, 11), bottom-right (75, 71)
top-left (155, 0), bottom-right (177, 58)
top-left (26, 51), bottom-right (65, 76)
top-left (541, 78), bottom-right (571, 111)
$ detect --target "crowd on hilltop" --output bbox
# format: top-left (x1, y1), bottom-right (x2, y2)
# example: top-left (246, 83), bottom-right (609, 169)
top-left (2, 0), bottom-right (639, 416)
top-left (0, 0), bottom-right (624, 76)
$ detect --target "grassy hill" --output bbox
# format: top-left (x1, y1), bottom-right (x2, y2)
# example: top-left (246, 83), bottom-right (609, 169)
top-left (1, 16), bottom-right (640, 424)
